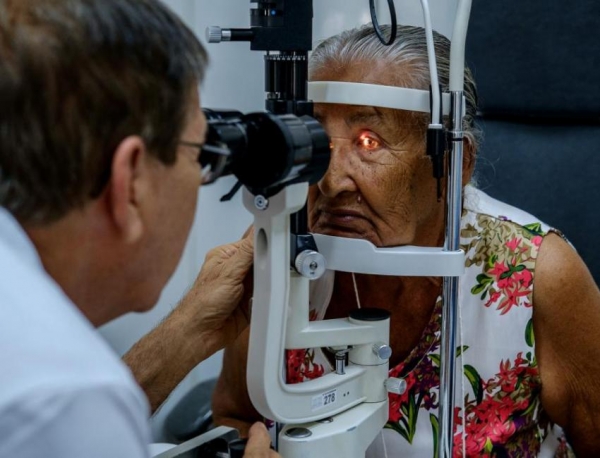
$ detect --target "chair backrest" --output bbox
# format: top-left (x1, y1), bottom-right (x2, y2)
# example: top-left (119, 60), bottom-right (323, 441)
top-left (465, 0), bottom-right (600, 284)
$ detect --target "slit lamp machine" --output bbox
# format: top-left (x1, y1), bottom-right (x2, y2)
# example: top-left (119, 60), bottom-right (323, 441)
top-left (154, 1), bottom-right (473, 456)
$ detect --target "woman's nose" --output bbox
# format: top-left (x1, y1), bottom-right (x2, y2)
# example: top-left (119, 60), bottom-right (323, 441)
top-left (317, 139), bottom-right (357, 198)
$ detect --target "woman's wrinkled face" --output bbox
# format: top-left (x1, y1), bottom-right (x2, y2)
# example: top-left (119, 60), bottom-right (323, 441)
top-left (308, 62), bottom-right (445, 247)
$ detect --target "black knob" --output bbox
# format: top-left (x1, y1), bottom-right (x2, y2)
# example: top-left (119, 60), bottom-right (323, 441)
top-left (349, 308), bottom-right (391, 322)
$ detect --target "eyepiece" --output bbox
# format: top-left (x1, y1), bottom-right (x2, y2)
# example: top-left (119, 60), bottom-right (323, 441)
top-left (201, 109), bottom-right (330, 197)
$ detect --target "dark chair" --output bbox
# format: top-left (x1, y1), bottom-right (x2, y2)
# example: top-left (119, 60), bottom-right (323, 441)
top-left (163, 378), bottom-right (218, 444)
top-left (466, 0), bottom-right (600, 284)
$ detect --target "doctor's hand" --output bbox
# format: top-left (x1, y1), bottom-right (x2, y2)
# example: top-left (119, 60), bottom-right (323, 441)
top-left (244, 423), bottom-right (281, 458)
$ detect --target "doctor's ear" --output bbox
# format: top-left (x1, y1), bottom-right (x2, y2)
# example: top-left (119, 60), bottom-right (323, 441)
top-left (106, 136), bottom-right (151, 244)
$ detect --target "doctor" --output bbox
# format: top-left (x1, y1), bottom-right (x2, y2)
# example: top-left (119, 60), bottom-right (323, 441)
top-left (0, 0), bottom-right (277, 457)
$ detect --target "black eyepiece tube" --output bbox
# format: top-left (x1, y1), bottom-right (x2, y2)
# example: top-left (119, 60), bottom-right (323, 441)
top-left (201, 109), bottom-right (330, 198)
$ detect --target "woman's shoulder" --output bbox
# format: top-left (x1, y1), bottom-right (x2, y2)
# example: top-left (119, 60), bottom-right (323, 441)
top-left (463, 185), bottom-right (551, 234)
top-left (461, 186), bottom-right (556, 262)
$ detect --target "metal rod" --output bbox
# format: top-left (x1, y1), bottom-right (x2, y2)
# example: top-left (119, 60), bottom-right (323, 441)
top-left (335, 351), bottom-right (346, 375)
top-left (275, 422), bottom-right (283, 451)
top-left (437, 91), bottom-right (465, 458)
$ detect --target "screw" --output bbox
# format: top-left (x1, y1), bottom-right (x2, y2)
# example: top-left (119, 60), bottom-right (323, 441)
top-left (254, 195), bottom-right (269, 210)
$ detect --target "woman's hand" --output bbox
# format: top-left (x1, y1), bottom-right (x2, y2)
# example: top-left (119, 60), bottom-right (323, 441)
top-left (124, 231), bottom-right (254, 412)
top-left (183, 231), bottom-right (254, 352)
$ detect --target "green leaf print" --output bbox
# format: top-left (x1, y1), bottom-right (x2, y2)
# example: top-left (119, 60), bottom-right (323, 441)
top-left (471, 273), bottom-right (493, 295)
top-left (430, 414), bottom-right (439, 458)
top-left (428, 346), bottom-right (467, 367)
top-left (484, 438), bottom-right (494, 453)
top-left (523, 222), bottom-right (544, 236)
top-left (406, 392), bottom-right (418, 443)
top-left (464, 364), bottom-right (484, 404)
top-left (387, 392), bottom-right (420, 444)
top-left (487, 253), bottom-right (498, 268)
top-left (499, 263), bottom-right (526, 279)
top-left (471, 283), bottom-right (487, 295)
top-left (525, 318), bottom-right (535, 347)
top-left (476, 273), bottom-right (494, 284)
top-left (386, 421), bottom-right (411, 443)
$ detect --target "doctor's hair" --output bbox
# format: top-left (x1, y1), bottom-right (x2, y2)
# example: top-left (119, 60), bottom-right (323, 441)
top-left (309, 24), bottom-right (481, 153)
top-left (0, 0), bottom-right (208, 224)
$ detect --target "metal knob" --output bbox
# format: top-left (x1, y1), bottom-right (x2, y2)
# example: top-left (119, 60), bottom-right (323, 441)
top-left (372, 342), bottom-right (392, 360)
top-left (206, 26), bottom-right (224, 43)
top-left (294, 250), bottom-right (326, 279)
top-left (385, 377), bottom-right (407, 395)
top-left (334, 350), bottom-right (347, 375)
top-left (285, 427), bottom-right (312, 438)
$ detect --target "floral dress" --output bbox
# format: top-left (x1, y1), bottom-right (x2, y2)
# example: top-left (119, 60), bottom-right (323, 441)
top-left (281, 186), bottom-right (573, 457)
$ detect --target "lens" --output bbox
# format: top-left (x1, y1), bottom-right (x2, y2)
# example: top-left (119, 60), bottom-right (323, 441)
top-left (201, 109), bottom-right (330, 197)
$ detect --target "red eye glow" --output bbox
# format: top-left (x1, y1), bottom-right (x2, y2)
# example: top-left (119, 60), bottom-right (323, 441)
top-left (358, 133), bottom-right (380, 151)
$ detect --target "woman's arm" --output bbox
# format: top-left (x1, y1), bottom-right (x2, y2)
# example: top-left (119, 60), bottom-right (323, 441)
top-left (212, 326), bottom-right (262, 437)
top-left (534, 232), bottom-right (600, 455)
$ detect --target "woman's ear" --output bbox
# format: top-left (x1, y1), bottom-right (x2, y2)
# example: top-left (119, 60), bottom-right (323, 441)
top-left (106, 136), bottom-right (149, 244)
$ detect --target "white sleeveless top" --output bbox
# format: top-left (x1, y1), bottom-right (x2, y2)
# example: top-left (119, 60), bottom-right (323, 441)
top-left (280, 186), bottom-right (571, 457)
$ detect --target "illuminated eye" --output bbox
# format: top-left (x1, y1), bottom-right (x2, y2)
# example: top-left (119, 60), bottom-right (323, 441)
top-left (358, 133), bottom-right (381, 151)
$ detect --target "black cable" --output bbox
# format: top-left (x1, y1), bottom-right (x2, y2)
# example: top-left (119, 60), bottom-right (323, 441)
top-left (369, 0), bottom-right (398, 46)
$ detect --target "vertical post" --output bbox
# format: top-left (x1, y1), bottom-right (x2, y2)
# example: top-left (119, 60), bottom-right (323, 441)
top-left (438, 0), bottom-right (472, 450)
top-left (438, 91), bottom-right (464, 458)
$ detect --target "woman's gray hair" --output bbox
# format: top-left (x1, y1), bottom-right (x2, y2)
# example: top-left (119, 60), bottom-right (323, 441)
top-left (309, 24), bottom-right (482, 152)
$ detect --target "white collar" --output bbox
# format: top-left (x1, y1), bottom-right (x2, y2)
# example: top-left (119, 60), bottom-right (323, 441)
top-left (0, 206), bottom-right (44, 270)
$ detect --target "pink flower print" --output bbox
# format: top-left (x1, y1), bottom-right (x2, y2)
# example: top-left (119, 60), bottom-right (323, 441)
top-left (488, 417), bottom-right (517, 444)
top-left (286, 349), bottom-right (325, 384)
top-left (490, 262), bottom-right (509, 279)
top-left (484, 290), bottom-right (502, 308)
top-left (513, 352), bottom-right (527, 367)
top-left (498, 360), bottom-right (519, 394)
top-left (286, 349), bottom-right (306, 384)
top-left (531, 235), bottom-right (543, 247)
top-left (497, 284), bottom-right (530, 314)
top-left (455, 352), bottom-right (543, 456)
top-left (493, 268), bottom-right (533, 314)
top-left (513, 269), bottom-right (532, 288)
top-left (505, 237), bottom-right (521, 253)
top-left (460, 395), bottom-right (520, 455)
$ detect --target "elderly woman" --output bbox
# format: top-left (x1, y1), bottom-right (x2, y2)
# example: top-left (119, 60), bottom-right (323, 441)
top-left (210, 24), bottom-right (600, 457)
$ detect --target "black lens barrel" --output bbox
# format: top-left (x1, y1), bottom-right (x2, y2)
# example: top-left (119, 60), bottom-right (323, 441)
top-left (202, 109), bottom-right (330, 196)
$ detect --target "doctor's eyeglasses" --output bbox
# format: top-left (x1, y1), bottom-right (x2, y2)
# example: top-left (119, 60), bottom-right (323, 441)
top-left (179, 141), bottom-right (230, 186)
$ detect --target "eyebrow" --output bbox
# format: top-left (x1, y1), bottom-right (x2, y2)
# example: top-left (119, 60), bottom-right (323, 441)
top-left (346, 110), bottom-right (386, 128)
top-left (313, 108), bottom-right (387, 126)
